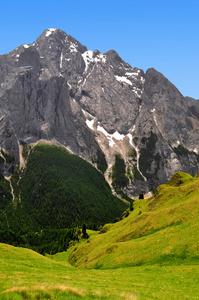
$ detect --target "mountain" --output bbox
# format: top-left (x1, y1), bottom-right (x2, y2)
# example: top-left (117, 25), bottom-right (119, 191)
top-left (0, 28), bottom-right (199, 197)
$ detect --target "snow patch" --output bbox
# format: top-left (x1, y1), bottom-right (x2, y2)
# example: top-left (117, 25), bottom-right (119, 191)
top-left (109, 139), bottom-right (115, 147)
top-left (60, 51), bottom-right (63, 68)
top-left (78, 78), bottom-right (83, 85)
top-left (82, 109), bottom-right (95, 119)
top-left (98, 53), bottom-right (106, 63)
top-left (114, 75), bottom-right (132, 86)
top-left (131, 142), bottom-right (147, 182)
top-left (23, 44), bottom-right (30, 49)
top-left (133, 89), bottom-right (141, 97)
top-left (86, 119), bottom-right (95, 130)
top-left (46, 28), bottom-right (57, 37)
top-left (24, 137), bottom-right (33, 142)
top-left (82, 51), bottom-right (106, 72)
top-left (127, 133), bottom-right (133, 147)
top-left (19, 66), bottom-right (33, 69)
top-left (112, 131), bottom-right (125, 140)
top-left (69, 43), bottom-right (78, 53)
top-left (153, 115), bottom-right (158, 127)
top-left (82, 51), bottom-right (93, 71)
top-left (97, 125), bottom-right (109, 137)
top-left (97, 125), bottom-right (125, 147)
top-left (82, 63), bottom-right (96, 87)
top-left (151, 108), bottom-right (156, 112)
top-left (67, 82), bottom-right (72, 89)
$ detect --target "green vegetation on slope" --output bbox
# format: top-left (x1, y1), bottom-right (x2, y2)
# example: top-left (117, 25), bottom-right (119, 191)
top-left (1, 242), bottom-right (199, 299)
top-left (1, 171), bottom-right (199, 299)
top-left (173, 143), bottom-right (199, 162)
top-left (0, 228), bottom-right (79, 255)
top-left (0, 172), bottom-right (15, 230)
top-left (0, 243), bottom-right (199, 300)
top-left (92, 149), bottom-right (108, 173)
top-left (0, 149), bottom-right (15, 164)
top-left (10, 143), bottom-right (127, 233)
top-left (69, 171), bottom-right (199, 269)
top-left (111, 154), bottom-right (129, 192)
top-left (139, 132), bottom-right (161, 179)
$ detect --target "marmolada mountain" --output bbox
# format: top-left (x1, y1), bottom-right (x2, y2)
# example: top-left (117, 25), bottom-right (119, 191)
top-left (1, 28), bottom-right (199, 198)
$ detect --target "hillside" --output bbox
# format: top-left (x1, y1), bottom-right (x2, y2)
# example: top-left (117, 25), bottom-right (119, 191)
top-left (1, 172), bottom-right (199, 299)
top-left (69, 171), bottom-right (199, 269)
top-left (1, 243), bottom-right (199, 300)
top-left (0, 143), bottom-right (127, 234)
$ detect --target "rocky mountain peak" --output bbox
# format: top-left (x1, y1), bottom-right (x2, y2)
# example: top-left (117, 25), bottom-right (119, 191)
top-left (0, 28), bottom-right (199, 197)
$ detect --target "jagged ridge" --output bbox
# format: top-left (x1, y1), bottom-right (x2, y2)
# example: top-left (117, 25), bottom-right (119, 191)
top-left (0, 28), bottom-right (199, 197)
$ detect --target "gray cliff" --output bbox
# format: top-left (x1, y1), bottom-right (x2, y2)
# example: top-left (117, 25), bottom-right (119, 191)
top-left (0, 28), bottom-right (199, 197)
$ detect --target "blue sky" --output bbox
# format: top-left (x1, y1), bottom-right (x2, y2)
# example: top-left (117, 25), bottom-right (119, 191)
top-left (1, 0), bottom-right (199, 99)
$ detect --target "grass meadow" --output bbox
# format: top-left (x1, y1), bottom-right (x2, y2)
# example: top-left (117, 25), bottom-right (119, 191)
top-left (1, 171), bottom-right (199, 299)
top-left (0, 242), bottom-right (199, 299)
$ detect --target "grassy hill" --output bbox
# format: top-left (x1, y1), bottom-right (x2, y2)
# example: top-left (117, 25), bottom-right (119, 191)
top-left (1, 171), bottom-right (199, 299)
top-left (0, 241), bottom-right (199, 299)
top-left (69, 171), bottom-right (199, 269)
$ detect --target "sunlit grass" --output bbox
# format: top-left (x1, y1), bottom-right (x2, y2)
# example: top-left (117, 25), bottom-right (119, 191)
top-left (1, 171), bottom-right (199, 299)
top-left (1, 243), bottom-right (199, 299)
top-left (69, 172), bottom-right (199, 270)
top-left (1, 242), bottom-right (199, 299)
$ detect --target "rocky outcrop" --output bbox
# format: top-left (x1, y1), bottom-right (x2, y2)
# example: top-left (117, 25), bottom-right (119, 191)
top-left (0, 28), bottom-right (199, 196)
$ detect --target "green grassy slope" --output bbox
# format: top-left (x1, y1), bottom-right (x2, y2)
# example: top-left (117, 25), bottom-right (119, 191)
top-left (1, 171), bottom-right (199, 299)
top-left (1, 242), bottom-right (199, 299)
top-left (69, 171), bottom-right (199, 269)
top-left (4, 143), bottom-right (127, 233)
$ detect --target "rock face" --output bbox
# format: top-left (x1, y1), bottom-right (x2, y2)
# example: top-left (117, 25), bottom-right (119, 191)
top-left (0, 28), bottom-right (199, 197)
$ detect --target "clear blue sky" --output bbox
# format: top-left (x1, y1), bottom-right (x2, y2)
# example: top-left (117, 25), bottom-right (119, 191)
top-left (1, 0), bottom-right (199, 99)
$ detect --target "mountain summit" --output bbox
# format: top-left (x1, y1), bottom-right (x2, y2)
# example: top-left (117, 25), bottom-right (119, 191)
top-left (0, 28), bottom-right (199, 196)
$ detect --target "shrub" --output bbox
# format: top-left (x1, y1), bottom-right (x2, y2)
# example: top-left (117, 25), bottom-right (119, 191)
top-left (139, 193), bottom-right (144, 199)
top-left (129, 200), bottom-right (134, 211)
